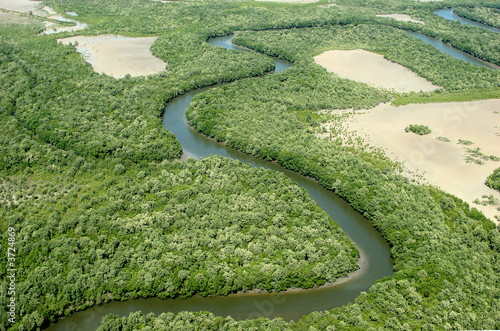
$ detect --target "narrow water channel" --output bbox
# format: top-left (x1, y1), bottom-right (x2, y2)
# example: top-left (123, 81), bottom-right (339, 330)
top-left (44, 35), bottom-right (394, 330)
top-left (406, 30), bottom-right (498, 70)
top-left (434, 7), bottom-right (500, 34)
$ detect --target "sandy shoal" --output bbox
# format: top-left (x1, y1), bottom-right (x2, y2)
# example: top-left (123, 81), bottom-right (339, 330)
top-left (314, 49), bottom-right (440, 93)
top-left (0, 0), bottom-right (39, 13)
top-left (0, 0), bottom-right (50, 16)
top-left (376, 14), bottom-right (424, 24)
top-left (256, 0), bottom-right (319, 3)
top-left (57, 35), bottom-right (166, 78)
top-left (0, 11), bottom-right (36, 23)
top-left (328, 100), bottom-right (500, 222)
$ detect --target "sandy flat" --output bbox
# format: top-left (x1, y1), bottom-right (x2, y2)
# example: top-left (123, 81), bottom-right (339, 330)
top-left (57, 35), bottom-right (167, 78)
top-left (324, 100), bottom-right (500, 222)
top-left (0, 11), bottom-right (36, 23)
top-left (0, 0), bottom-right (39, 13)
top-left (314, 49), bottom-right (440, 93)
top-left (256, 0), bottom-right (319, 3)
top-left (0, 0), bottom-right (50, 16)
top-left (42, 17), bottom-right (87, 34)
top-left (376, 14), bottom-right (424, 24)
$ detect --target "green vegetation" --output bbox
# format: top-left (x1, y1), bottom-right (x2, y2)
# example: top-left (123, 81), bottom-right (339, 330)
top-left (187, 23), bottom-right (500, 331)
top-left (463, 147), bottom-right (500, 165)
top-left (1, 0), bottom-right (500, 330)
top-left (405, 124), bottom-right (432, 135)
top-left (458, 139), bottom-right (475, 145)
top-left (474, 194), bottom-right (499, 206)
top-left (392, 88), bottom-right (500, 106)
top-left (486, 168), bottom-right (500, 192)
top-left (454, 6), bottom-right (500, 29)
top-left (233, 25), bottom-right (500, 92)
top-left (436, 136), bottom-right (451, 142)
top-left (0, 111), bottom-right (358, 328)
top-left (97, 311), bottom-right (289, 331)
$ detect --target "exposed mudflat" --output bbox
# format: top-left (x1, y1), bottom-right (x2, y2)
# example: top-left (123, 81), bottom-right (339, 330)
top-left (57, 35), bottom-right (167, 78)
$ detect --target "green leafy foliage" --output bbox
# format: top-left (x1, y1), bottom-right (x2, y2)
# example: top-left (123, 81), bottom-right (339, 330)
top-left (486, 168), bottom-right (500, 192)
top-left (233, 25), bottom-right (500, 91)
top-left (454, 6), bottom-right (500, 29)
top-left (1, 0), bottom-right (500, 330)
top-left (405, 124), bottom-right (431, 135)
top-left (97, 311), bottom-right (290, 331)
top-left (187, 27), bottom-right (500, 330)
top-left (0, 115), bottom-right (358, 329)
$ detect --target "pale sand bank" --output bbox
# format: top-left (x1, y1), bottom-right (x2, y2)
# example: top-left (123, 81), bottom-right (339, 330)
top-left (256, 0), bottom-right (319, 3)
top-left (42, 6), bottom-right (57, 16)
top-left (42, 18), bottom-right (87, 34)
top-left (324, 100), bottom-right (500, 222)
top-left (0, 11), bottom-right (36, 23)
top-left (58, 35), bottom-right (167, 78)
top-left (314, 49), bottom-right (440, 93)
top-left (0, 0), bottom-right (54, 17)
top-left (0, 0), bottom-right (40, 14)
top-left (376, 14), bottom-right (424, 24)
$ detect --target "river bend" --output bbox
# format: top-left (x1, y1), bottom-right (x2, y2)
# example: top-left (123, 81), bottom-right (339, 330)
top-left (45, 34), bottom-right (393, 331)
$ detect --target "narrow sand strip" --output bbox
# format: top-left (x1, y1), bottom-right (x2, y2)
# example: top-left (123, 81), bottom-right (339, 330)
top-left (376, 14), bottom-right (424, 24)
top-left (58, 35), bottom-right (167, 78)
top-left (323, 100), bottom-right (500, 222)
top-left (0, 11), bottom-right (36, 24)
top-left (256, 0), bottom-right (319, 3)
top-left (0, 0), bottom-right (40, 13)
top-left (0, 0), bottom-right (53, 17)
top-left (314, 49), bottom-right (440, 93)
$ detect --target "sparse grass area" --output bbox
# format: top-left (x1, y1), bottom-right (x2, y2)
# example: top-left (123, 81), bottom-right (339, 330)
top-left (392, 88), bottom-right (500, 106)
top-left (436, 136), bottom-right (450, 142)
top-left (464, 147), bottom-right (500, 165)
top-left (474, 194), bottom-right (499, 207)
top-left (458, 139), bottom-right (474, 145)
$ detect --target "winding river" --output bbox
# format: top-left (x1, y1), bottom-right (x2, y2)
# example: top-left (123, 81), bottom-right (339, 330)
top-left (45, 35), bottom-right (394, 330)
top-left (434, 7), bottom-right (500, 34)
top-left (44, 24), bottom-right (498, 329)
top-left (405, 30), bottom-right (498, 70)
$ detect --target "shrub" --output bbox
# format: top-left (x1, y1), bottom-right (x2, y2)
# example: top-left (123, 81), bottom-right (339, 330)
top-left (405, 124), bottom-right (431, 135)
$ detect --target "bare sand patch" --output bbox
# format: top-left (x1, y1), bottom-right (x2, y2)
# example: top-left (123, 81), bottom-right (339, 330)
top-left (314, 49), bottom-right (440, 93)
top-left (57, 35), bottom-right (167, 78)
top-left (42, 17), bottom-right (87, 34)
top-left (0, 0), bottom-right (40, 14)
top-left (0, 11), bottom-right (36, 24)
top-left (42, 6), bottom-right (57, 16)
top-left (376, 14), bottom-right (424, 24)
top-left (322, 100), bottom-right (500, 223)
top-left (0, 0), bottom-right (53, 16)
top-left (256, 0), bottom-right (319, 3)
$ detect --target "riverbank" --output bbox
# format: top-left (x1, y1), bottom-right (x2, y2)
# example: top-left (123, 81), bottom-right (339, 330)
top-left (0, 0), bottom-right (44, 15)
top-left (313, 49), bottom-right (440, 93)
top-left (57, 35), bottom-right (167, 78)
top-left (320, 99), bottom-right (500, 223)
top-left (376, 14), bottom-right (424, 24)
top-left (234, 248), bottom-right (367, 296)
